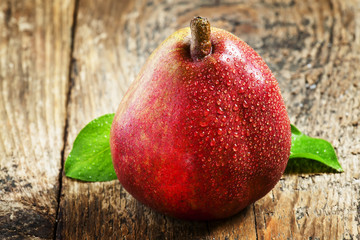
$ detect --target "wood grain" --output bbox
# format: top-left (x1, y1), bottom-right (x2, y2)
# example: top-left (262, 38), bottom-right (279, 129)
top-left (1, 0), bottom-right (359, 239)
top-left (249, 1), bottom-right (360, 239)
top-left (0, 0), bottom-right (76, 239)
top-left (56, 0), bottom-right (360, 239)
top-left (56, 0), bottom-right (259, 239)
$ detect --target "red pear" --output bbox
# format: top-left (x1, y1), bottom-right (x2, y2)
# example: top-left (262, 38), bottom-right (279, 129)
top-left (110, 17), bottom-right (291, 220)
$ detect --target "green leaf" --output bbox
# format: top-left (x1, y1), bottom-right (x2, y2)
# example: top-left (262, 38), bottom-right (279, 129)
top-left (65, 113), bottom-right (117, 182)
top-left (65, 116), bottom-right (342, 181)
top-left (285, 124), bottom-right (343, 174)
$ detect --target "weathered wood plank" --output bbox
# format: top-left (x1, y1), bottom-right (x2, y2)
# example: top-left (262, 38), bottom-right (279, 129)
top-left (57, 0), bottom-right (360, 239)
top-left (56, 0), bottom-right (257, 239)
top-left (245, 0), bottom-right (360, 239)
top-left (0, 0), bottom-right (75, 239)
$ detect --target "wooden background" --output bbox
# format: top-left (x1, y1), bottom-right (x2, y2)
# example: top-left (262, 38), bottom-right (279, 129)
top-left (1, 0), bottom-right (359, 239)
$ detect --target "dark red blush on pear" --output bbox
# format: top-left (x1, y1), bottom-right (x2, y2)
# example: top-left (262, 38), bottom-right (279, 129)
top-left (110, 17), bottom-right (291, 220)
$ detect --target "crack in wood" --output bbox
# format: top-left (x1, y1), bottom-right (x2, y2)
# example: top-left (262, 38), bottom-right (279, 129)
top-left (252, 204), bottom-right (259, 240)
top-left (53, 0), bottom-right (80, 239)
top-left (4, 0), bottom-right (11, 27)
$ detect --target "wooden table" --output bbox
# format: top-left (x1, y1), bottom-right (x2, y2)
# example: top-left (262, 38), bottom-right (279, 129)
top-left (1, 0), bottom-right (359, 239)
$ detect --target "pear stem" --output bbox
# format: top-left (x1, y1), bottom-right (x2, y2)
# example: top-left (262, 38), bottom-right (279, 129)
top-left (190, 16), bottom-right (211, 60)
